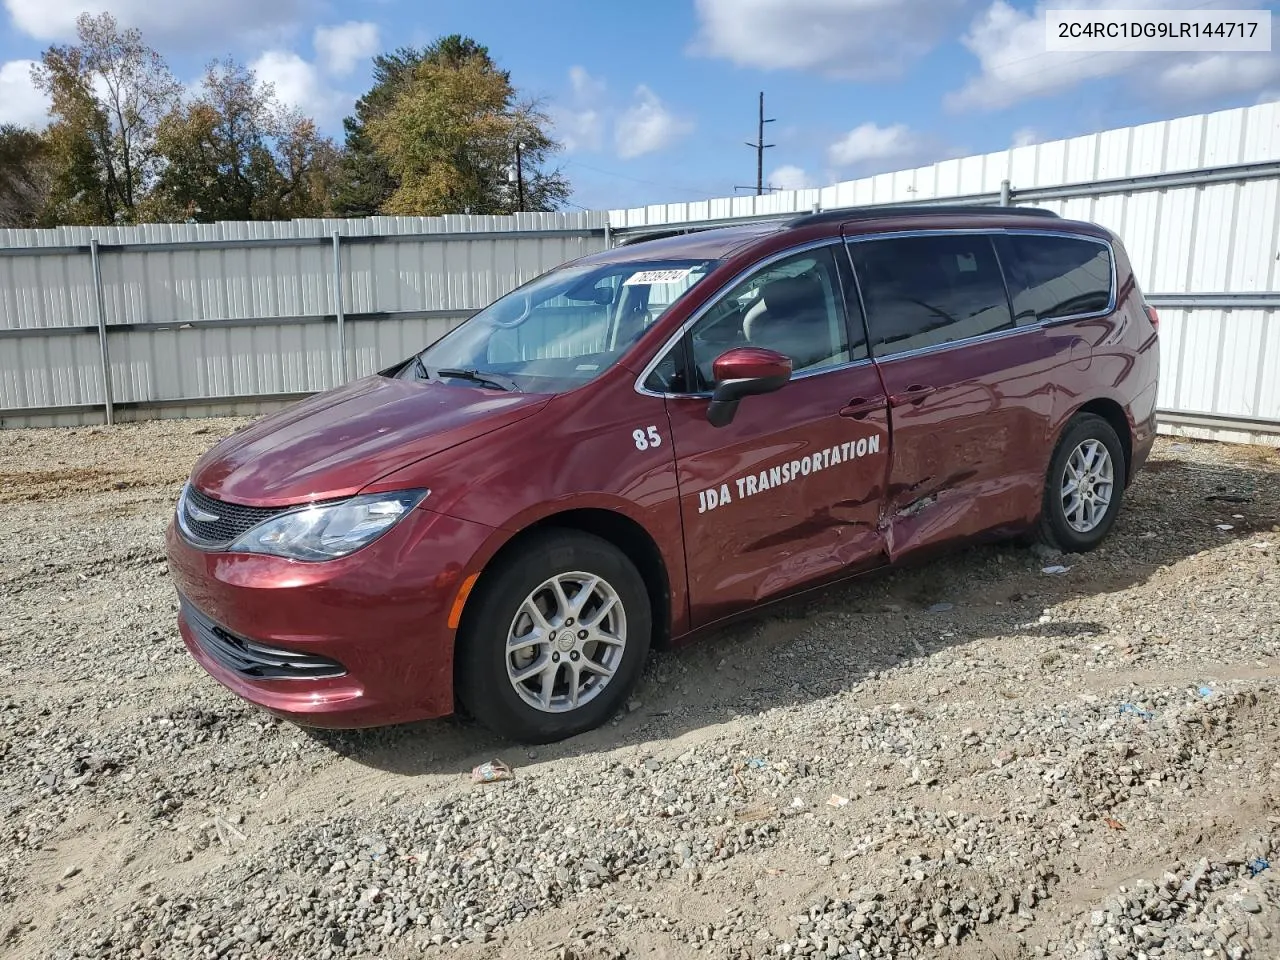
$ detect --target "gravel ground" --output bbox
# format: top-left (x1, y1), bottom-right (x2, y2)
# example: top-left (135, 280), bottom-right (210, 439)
top-left (1, 419), bottom-right (1278, 960)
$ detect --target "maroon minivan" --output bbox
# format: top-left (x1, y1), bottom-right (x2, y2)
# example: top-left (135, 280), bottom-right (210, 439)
top-left (166, 206), bottom-right (1160, 742)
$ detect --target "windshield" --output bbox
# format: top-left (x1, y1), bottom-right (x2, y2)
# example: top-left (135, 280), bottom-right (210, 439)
top-left (397, 257), bottom-right (717, 394)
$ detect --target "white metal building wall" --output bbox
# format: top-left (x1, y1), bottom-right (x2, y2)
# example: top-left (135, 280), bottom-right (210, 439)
top-left (608, 101), bottom-right (1280, 444)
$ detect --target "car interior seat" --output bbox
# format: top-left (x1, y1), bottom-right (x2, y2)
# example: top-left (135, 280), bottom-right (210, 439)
top-left (742, 274), bottom-right (836, 370)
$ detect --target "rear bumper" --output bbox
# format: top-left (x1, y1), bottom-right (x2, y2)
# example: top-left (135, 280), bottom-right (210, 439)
top-left (165, 505), bottom-right (498, 728)
top-left (1129, 345), bottom-right (1161, 480)
top-left (1130, 397), bottom-right (1158, 479)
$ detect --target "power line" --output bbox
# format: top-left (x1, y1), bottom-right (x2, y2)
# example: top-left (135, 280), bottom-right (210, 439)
top-left (562, 159), bottom-right (726, 199)
top-left (571, 18), bottom-right (1220, 210)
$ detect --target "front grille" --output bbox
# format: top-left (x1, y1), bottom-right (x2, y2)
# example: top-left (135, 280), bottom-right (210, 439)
top-left (180, 486), bottom-right (289, 548)
top-left (180, 597), bottom-right (347, 681)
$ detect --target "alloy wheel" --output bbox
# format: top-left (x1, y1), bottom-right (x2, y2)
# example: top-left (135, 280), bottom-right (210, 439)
top-left (505, 572), bottom-right (627, 713)
top-left (1061, 439), bottom-right (1114, 533)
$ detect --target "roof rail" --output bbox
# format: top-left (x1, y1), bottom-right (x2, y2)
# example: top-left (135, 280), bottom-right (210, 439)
top-left (616, 228), bottom-right (691, 246)
top-left (786, 204), bottom-right (1059, 229)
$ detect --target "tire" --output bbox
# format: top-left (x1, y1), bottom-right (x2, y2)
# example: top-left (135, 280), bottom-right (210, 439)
top-left (456, 529), bottom-right (651, 743)
top-left (1036, 413), bottom-right (1128, 553)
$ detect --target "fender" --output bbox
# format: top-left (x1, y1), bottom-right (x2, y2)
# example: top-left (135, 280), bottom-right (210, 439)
top-left (452, 490), bottom-right (690, 640)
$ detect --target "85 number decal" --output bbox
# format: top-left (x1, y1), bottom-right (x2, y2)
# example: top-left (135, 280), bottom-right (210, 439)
top-left (632, 425), bottom-right (662, 451)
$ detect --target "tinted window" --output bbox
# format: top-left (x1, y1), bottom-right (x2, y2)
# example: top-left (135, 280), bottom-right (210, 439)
top-left (848, 235), bottom-right (1013, 357)
top-left (686, 246), bottom-right (858, 391)
top-left (996, 234), bottom-right (1112, 323)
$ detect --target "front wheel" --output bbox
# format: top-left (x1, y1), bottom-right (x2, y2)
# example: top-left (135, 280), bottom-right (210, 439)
top-left (1037, 413), bottom-right (1127, 552)
top-left (456, 529), bottom-right (651, 743)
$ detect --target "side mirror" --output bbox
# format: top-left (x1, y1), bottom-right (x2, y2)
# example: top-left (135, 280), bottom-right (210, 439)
top-left (706, 347), bottom-right (792, 427)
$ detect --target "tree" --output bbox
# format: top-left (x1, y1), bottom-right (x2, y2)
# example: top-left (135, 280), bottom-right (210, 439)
top-left (329, 43), bottom-right (447, 216)
top-left (147, 60), bottom-right (340, 223)
top-left (37, 120), bottom-right (108, 226)
top-left (0, 125), bottom-right (51, 227)
top-left (365, 41), bottom-right (569, 216)
top-left (264, 112), bottom-right (341, 220)
top-left (330, 36), bottom-right (501, 217)
top-left (32, 12), bottom-right (181, 224)
top-left (148, 59), bottom-right (275, 222)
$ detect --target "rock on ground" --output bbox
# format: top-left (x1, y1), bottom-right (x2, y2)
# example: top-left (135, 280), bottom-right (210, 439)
top-left (0, 421), bottom-right (1277, 959)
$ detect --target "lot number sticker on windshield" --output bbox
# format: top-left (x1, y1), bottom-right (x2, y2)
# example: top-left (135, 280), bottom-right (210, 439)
top-left (624, 268), bottom-right (693, 286)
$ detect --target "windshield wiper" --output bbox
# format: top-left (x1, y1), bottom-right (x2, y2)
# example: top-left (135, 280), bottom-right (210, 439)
top-left (411, 354), bottom-right (430, 380)
top-left (434, 368), bottom-right (522, 392)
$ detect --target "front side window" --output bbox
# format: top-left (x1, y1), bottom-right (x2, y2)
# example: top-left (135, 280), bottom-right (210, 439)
top-left (849, 235), bottom-right (1013, 358)
top-left (647, 246), bottom-right (856, 393)
top-left (995, 234), bottom-right (1113, 324)
top-left (401, 258), bottom-right (716, 394)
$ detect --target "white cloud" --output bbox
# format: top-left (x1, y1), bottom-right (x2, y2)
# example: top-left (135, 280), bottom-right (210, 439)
top-left (1011, 127), bottom-right (1040, 147)
top-left (250, 50), bottom-right (348, 125)
top-left (949, 0), bottom-right (1141, 111)
top-left (550, 66), bottom-right (606, 153)
top-left (949, 0), bottom-right (1275, 111)
top-left (0, 60), bottom-right (50, 128)
top-left (1154, 54), bottom-right (1280, 103)
top-left (828, 122), bottom-right (921, 167)
top-left (768, 164), bottom-right (813, 191)
top-left (3, 0), bottom-right (304, 47)
top-left (555, 107), bottom-right (604, 154)
top-left (568, 65), bottom-right (606, 103)
top-left (313, 21), bottom-right (380, 77)
top-left (615, 86), bottom-right (693, 160)
top-left (550, 69), bottom-right (694, 159)
top-left (690, 0), bottom-right (964, 80)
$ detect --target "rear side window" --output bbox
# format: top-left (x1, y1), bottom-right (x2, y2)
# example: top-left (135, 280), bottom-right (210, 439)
top-left (848, 235), bottom-right (1013, 357)
top-left (995, 234), bottom-right (1113, 324)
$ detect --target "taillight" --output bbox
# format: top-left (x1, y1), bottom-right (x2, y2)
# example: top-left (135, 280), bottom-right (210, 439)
top-left (1143, 303), bottom-right (1160, 332)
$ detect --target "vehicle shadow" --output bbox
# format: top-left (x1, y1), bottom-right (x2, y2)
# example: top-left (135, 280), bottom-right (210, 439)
top-left (305, 442), bottom-right (1279, 777)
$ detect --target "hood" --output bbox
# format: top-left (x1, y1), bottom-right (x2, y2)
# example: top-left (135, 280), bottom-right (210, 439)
top-left (190, 375), bottom-right (550, 506)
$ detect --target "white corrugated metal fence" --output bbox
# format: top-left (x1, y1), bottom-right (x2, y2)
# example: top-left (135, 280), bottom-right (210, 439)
top-left (608, 101), bottom-right (1280, 444)
top-left (2, 101), bottom-right (1279, 441)
top-left (0, 213), bottom-right (610, 427)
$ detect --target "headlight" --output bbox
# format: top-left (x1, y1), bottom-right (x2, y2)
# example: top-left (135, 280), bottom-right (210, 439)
top-left (227, 490), bottom-right (429, 561)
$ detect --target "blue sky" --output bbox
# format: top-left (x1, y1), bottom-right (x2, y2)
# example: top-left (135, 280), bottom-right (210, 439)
top-left (2, 0), bottom-right (1279, 211)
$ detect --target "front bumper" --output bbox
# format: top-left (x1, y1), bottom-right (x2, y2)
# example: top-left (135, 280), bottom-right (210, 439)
top-left (165, 505), bottom-right (498, 728)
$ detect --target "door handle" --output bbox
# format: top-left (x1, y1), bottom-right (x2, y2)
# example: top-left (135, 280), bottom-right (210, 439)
top-left (839, 396), bottom-right (886, 420)
top-left (889, 384), bottom-right (936, 408)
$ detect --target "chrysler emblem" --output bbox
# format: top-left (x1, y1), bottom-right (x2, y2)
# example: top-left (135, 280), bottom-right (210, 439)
top-left (188, 505), bottom-right (219, 523)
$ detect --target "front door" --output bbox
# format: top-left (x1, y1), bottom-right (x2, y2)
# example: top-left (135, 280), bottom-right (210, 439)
top-left (645, 244), bottom-right (891, 627)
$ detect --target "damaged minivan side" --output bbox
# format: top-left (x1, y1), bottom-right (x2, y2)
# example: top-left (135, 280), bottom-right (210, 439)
top-left (167, 205), bottom-right (1159, 742)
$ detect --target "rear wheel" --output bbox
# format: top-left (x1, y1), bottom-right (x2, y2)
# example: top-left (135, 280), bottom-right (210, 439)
top-left (456, 529), bottom-right (651, 743)
top-left (1037, 413), bottom-right (1127, 552)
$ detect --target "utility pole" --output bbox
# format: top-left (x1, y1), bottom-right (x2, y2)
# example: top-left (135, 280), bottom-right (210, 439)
top-left (745, 91), bottom-right (775, 196)
top-left (514, 141), bottom-right (526, 211)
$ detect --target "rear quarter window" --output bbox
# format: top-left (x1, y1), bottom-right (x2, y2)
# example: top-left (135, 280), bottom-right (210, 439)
top-left (995, 233), bottom-right (1113, 324)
